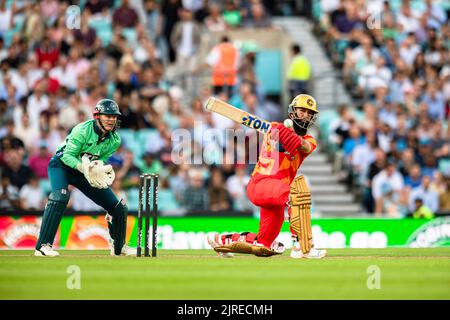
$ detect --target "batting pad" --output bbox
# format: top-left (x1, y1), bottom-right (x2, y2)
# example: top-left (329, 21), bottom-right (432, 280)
top-left (290, 176), bottom-right (313, 254)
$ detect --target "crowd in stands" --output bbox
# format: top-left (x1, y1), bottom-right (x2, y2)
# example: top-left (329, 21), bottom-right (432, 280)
top-left (0, 0), bottom-right (286, 213)
top-left (317, 0), bottom-right (449, 216)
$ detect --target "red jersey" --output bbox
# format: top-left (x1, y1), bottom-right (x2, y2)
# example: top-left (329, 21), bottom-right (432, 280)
top-left (251, 122), bottom-right (317, 184)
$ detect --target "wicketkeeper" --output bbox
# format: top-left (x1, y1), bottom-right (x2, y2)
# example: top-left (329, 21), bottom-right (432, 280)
top-left (35, 99), bottom-right (134, 257)
top-left (208, 94), bottom-right (327, 259)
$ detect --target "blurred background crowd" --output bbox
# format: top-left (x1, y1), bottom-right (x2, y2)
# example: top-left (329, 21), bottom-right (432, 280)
top-left (316, 0), bottom-right (449, 216)
top-left (0, 0), bottom-right (448, 218)
top-left (0, 0), bottom-right (292, 214)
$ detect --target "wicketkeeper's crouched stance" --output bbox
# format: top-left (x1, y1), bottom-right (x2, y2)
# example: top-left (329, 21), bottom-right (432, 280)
top-left (35, 99), bottom-right (134, 257)
top-left (207, 94), bottom-right (327, 259)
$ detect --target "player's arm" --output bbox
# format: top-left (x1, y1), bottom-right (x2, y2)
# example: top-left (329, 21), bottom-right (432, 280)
top-left (300, 136), bottom-right (317, 155)
top-left (60, 125), bottom-right (86, 170)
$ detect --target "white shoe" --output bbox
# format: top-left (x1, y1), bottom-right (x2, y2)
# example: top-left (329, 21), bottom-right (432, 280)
top-left (34, 244), bottom-right (60, 257)
top-left (304, 247), bottom-right (327, 259)
top-left (290, 242), bottom-right (327, 259)
top-left (270, 241), bottom-right (286, 254)
top-left (290, 242), bottom-right (304, 259)
top-left (109, 239), bottom-right (137, 256)
top-left (206, 233), bottom-right (234, 258)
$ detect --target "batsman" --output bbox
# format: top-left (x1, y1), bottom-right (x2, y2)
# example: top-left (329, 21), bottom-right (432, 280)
top-left (208, 94), bottom-right (327, 259)
top-left (35, 99), bottom-right (134, 257)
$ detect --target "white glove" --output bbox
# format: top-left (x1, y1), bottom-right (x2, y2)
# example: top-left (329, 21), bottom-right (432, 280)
top-left (89, 161), bottom-right (115, 188)
top-left (77, 156), bottom-right (112, 189)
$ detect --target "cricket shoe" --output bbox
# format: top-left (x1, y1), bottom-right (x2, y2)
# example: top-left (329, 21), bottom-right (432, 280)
top-left (34, 244), bottom-right (60, 257)
top-left (109, 239), bottom-right (137, 256)
top-left (206, 233), bottom-right (234, 258)
top-left (290, 242), bottom-right (327, 259)
top-left (252, 241), bottom-right (285, 257)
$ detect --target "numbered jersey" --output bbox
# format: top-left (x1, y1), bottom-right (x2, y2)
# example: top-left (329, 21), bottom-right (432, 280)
top-left (251, 122), bottom-right (317, 184)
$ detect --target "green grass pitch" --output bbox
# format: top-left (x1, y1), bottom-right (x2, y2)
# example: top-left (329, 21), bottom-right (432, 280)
top-left (1, 248), bottom-right (449, 299)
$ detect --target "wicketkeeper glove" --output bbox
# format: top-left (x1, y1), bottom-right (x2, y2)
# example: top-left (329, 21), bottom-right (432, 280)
top-left (76, 155), bottom-right (114, 189)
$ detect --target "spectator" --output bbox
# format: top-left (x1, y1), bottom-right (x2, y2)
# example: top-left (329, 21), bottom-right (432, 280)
top-left (287, 44), bottom-right (311, 98)
top-left (161, 0), bottom-right (182, 62)
top-left (222, 0), bottom-right (241, 28)
top-left (372, 161), bottom-right (404, 216)
top-left (409, 175), bottom-right (439, 214)
top-left (180, 168), bottom-right (208, 211)
top-left (170, 8), bottom-right (201, 79)
top-left (206, 36), bottom-right (239, 96)
top-left (19, 174), bottom-right (45, 210)
top-left (14, 113), bottom-right (39, 151)
top-left (204, 3), bottom-right (226, 32)
top-left (35, 36), bottom-right (60, 68)
top-left (2, 149), bottom-right (33, 190)
top-left (39, 0), bottom-right (60, 26)
top-left (243, 2), bottom-right (271, 28)
top-left (113, 0), bottom-right (139, 28)
top-left (115, 149), bottom-right (142, 189)
top-left (226, 164), bottom-right (253, 211)
top-left (208, 168), bottom-right (232, 211)
top-left (412, 198), bottom-right (434, 219)
top-left (404, 164), bottom-right (422, 189)
top-left (438, 175), bottom-right (450, 213)
top-left (0, 175), bottom-right (20, 210)
top-left (140, 152), bottom-right (163, 175)
top-left (85, 0), bottom-right (109, 15)
top-left (28, 143), bottom-right (52, 179)
top-left (0, 0), bottom-right (13, 37)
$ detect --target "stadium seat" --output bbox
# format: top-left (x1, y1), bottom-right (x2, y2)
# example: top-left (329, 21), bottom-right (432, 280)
top-left (158, 189), bottom-right (181, 212)
top-left (122, 28), bottom-right (137, 46)
top-left (136, 129), bottom-right (159, 149)
top-left (88, 19), bottom-right (113, 47)
top-left (39, 179), bottom-right (52, 196)
top-left (255, 50), bottom-right (282, 95)
top-left (318, 109), bottom-right (339, 146)
top-left (127, 188), bottom-right (139, 211)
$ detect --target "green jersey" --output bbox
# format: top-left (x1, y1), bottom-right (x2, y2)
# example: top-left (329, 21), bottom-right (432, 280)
top-left (54, 120), bottom-right (121, 170)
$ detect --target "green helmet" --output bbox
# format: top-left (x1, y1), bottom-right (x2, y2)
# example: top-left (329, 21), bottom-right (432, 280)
top-left (93, 99), bottom-right (121, 132)
top-left (93, 99), bottom-right (121, 117)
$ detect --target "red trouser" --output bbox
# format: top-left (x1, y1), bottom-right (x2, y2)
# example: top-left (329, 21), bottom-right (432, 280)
top-left (246, 175), bottom-right (290, 247)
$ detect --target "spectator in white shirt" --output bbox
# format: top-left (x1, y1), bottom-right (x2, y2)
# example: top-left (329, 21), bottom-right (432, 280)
top-left (372, 161), bottom-right (405, 215)
top-left (408, 175), bottom-right (439, 214)
top-left (19, 175), bottom-right (45, 210)
top-left (226, 164), bottom-right (253, 211)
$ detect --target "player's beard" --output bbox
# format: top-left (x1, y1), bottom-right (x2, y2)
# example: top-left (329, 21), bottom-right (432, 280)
top-left (292, 119), bottom-right (307, 136)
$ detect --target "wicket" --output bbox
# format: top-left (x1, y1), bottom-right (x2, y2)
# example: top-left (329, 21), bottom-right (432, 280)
top-left (137, 174), bottom-right (158, 257)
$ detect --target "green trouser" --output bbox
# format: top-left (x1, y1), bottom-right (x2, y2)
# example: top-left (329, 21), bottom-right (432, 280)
top-left (36, 159), bottom-right (128, 255)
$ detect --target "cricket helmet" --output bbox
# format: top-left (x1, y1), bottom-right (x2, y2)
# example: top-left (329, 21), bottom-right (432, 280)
top-left (93, 99), bottom-right (121, 117)
top-left (93, 99), bottom-right (121, 132)
top-left (287, 94), bottom-right (319, 131)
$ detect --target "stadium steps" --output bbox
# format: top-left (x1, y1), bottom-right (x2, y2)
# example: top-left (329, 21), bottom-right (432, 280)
top-left (272, 17), bottom-right (353, 109)
top-left (301, 151), bottom-right (361, 216)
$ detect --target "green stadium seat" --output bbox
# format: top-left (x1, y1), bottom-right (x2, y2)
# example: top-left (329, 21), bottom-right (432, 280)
top-left (318, 109), bottom-right (339, 148)
top-left (127, 188), bottom-right (139, 211)
top-left (39, 179), bottom-right (52, 196)
top-left (255, 50), bottom-right (282, 94)
top-left (158, 189), bottom-right (181, 212)
top-left (122, 28), bottom-right (137, 45)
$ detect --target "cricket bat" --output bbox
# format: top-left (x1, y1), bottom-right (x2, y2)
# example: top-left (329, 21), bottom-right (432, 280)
top-left (205, 97), bottom-right (272, 134)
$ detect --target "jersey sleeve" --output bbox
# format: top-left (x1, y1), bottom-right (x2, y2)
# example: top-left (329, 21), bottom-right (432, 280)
top-left (302, 135), bottom-right (317, 155)
top-left (60, 124), bottom-right (86, 169)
